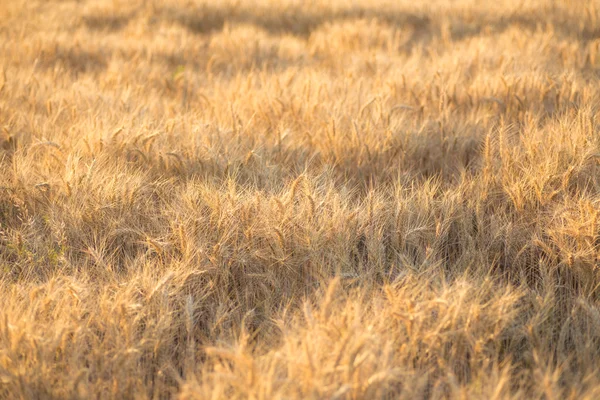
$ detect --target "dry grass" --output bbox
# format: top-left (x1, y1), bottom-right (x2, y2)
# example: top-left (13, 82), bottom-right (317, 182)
top-left (1, 0), bottom-right (600, 398)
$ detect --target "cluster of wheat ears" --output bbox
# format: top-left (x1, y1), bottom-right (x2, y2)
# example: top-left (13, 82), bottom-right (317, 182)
top-left (1, 0), bottom-right (600, 398)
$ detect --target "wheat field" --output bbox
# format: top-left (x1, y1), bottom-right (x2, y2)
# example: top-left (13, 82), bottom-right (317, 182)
top-left (1, 0), bottom-right (600, 398)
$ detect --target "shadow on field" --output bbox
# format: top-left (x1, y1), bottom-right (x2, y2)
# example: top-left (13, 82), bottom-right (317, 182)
top-left (83, 13), bottom-right (135, 32)
top-left (69, 4), bottom-right (599, 78)
top-left (162, 4), bottom-right (599, 42)
top-left (38, 44), bottom-right (109, 74)
top-left (165, 6), bottom-right (431, 37)
top-left (77, 3), bottom-right (600, 46)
